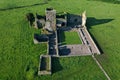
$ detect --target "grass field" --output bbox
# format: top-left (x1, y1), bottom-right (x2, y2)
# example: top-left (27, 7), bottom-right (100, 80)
top-left (0, 0), bottom-right (120, 80)
top-left (89, 0), bottom-right (120, 4)
top-left (0, 0), bottom-right (45, 9)
top-left (58, 31), bottom-right (82, 45)
top-left (39, 56), bottom-right (107, 80)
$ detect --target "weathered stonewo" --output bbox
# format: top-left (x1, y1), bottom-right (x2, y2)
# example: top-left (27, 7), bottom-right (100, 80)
top-left (36, 9), bottom-right (101, 76)
top-left (81, 11), bottom-right (87, 27)
top-left (26, 13), bottom-right (35, 26)
top-left (45, 8), bottom-right (56, 31)
top-left (38, 55), bottom-right (52, 75)
top-left (33, 34), bottom-right (48, 44)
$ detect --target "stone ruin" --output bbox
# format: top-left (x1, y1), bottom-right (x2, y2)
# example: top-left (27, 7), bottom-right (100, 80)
top-left (33, 34), bottom-right (48, 44)
top-left (81, 11), bottom-right (87, 27)
top-left (26, 8), bottom-right (100, 76)
top-left (34, 17), bottom-right (45, 29)
top-left (45, 8), bottom-right (56, 32)
top-left (56, 12), bottom-right (67, 27)
top-left (67, 13), bottom-right (82, 27)
top-left (26, 13), bottom-right (35, 26)
top-left (26, 8), bottom-right (87, 33)
top-left (38, 55), bottom-right (51, 75)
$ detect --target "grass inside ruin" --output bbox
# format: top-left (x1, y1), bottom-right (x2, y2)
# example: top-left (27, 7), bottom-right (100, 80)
top-left (59, 31), bottom-right (82, 45)
top-left (40, 57), bottom-right (50, 71)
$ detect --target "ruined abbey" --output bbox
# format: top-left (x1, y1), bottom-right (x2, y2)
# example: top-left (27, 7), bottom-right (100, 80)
top-left (26, 8), bottom-right (100, 75)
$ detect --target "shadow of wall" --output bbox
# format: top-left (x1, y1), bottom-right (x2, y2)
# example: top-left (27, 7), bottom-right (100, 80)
top-left (67, 13), bottom-right (82, 27)
top-left (0, 2), bottom-right (48, 11)
top-left (59, 46), bottom-right (71, 56)
top-left (87, 17), bottom-right (114, 29)
top-left (88, 0), bottom-right (120, 4)
top-left (57, 30), bottom-right (66, 45)
top-left (86, 17), bottom-right (114, 54)
top-left (52, 57), bottom-right (63, 74)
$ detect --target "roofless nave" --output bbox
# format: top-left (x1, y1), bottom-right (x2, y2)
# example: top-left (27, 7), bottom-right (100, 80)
top-left (26, 8), bottom-right (100, 75)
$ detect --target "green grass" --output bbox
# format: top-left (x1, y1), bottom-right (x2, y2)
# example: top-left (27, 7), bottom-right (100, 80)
top-left (0, 0), bottom-right (120, 80)
top-left (39, 56), bottom-right (107, 80)
top-left (58, 31), bottom-right (82, 45)
top-left (89, 0), bottom-right (120, 4)
top-left (0, 0), bottom-right (45, 9)
top-left (0, 9), bottom-right (47, 80)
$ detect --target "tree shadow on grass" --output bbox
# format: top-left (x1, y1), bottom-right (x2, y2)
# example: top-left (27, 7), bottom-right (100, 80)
top-left (0, 2), bottom-right (47, 11)
top-left (88, 0), bottom-right (120, 4)
top-left (51, 57), bottom-right (63, 74)
top-left (86, 17), bottom-right (114, 54)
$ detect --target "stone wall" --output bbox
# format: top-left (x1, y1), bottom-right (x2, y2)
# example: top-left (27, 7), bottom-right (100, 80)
top-left (45, 8), bottom-right (56, 31)
top-left (38, 55), bottom-right (52, 75)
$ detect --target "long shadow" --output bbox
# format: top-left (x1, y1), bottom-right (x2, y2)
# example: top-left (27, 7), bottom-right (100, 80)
top-left (0, 2), bottom-right (47, 11)
top-left (57, 29), bottom-right (66, 45)
top-left (48, 33), bottom-right (57, 55)
top-left (59, 46), bottom-right (71, 56)
top-left (86, 17), bottom-right (114, 54)
top-left (36, 13), bottom-right (45, 19)
top-left (56, 13), bottom-right (66, 18)
top-left (67, 13), bottom-right (82, 27)
top-left (52, 57), bottom-right (63, 74)
top-left (89, 32), bottom-right (104, 54)
top-left (88, 0), bottom-right (120, 4)
top-left (87, 17), bottom-right (114, 29)
top-left (34, 34), bottom-right (48, 42)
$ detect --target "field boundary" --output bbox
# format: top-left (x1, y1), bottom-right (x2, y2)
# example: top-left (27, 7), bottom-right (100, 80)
top-left (92, 55), bottom-right (111, 80)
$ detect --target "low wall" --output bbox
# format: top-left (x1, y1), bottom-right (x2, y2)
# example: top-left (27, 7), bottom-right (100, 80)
top-left (38, 55), bottom-right (52, 75)
top-left (47, 42), bottom-right (49, 55)
top-left (84, 27), bottom-right (100, 54)
top-left (55, 31), bottom-right (59, 56)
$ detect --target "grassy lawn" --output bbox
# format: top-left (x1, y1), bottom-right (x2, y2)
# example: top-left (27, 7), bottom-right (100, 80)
top-left (39, 56), bottom-right (107, 80)
top-left (0, 0), bottom-right (44, 9)
top-left (58, 31), bottom-right (82, 45)
top-left (0, 0), bottom-right (120, 80)
top-left (0, 7), bottom-right (47, 80)
top-left (89, 0), bottom-right (120, 4)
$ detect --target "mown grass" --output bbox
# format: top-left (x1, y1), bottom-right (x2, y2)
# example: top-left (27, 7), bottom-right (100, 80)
top-left (88, 0), bottom-right (120, 4)
top-left (0, 0), bottom-right (45, 9)
top-left (0, 9), bottom-right (47, 80)
top-left (38, 56), bottom-right (107, 80)
top-left (58, 31), bottom-right (82, 45)
top-left (0, 0), bottom-right (120, 80)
